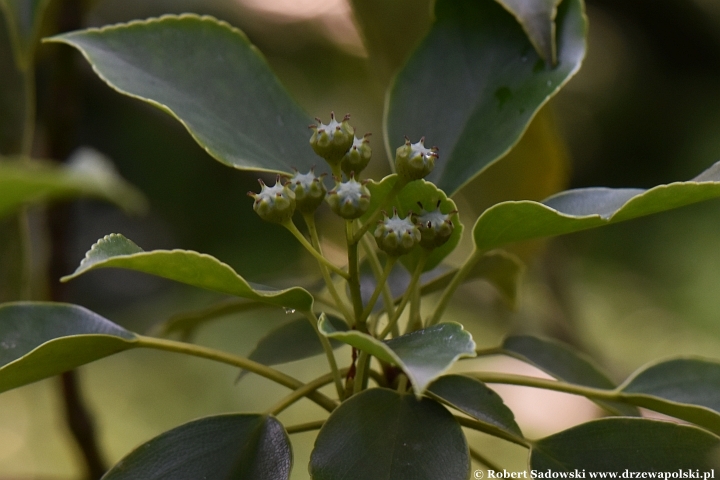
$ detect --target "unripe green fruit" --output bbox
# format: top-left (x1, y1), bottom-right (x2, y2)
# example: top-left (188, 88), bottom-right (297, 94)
top-left (340, 134), bottom-right (372, 176)
top-left (374, 210), bottom-right (420, 257)
top-left (395, 136), bottom-right (438, 181)
top-left (248, 175), bottom-right (296, 223)
top-left (326, 175), bottom-right (371, 219)
top-left (413, 201), bottom-right (456, 249)
top-left (309, 112), bottom-right (355, 166)
top-left (288, 168), bottom-right (326, 213)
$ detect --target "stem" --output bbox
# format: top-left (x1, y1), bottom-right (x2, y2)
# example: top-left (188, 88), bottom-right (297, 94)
top-left (285, 420), bottom-right (325, 435)
top-left (360, 235), bottom-right (396, 320)
top-left (405, 281), bottom-right (422, 334)
top-left (360, 256), bottom-right (396, 324)
top-left (454, 416), bottom-right (531, 448)
top-left (469, 446), bottom-right (505, 472)
top-left (305, 312), bottom-right (345, 400)
top-left (468, 372), bottom-right (620, 401)
top-left (397, 374), bottom-right (408, 393)
top-left (351, 176), bottom-right (408, 244)
top-left (60, 371), bottom-right (107, 480)
top-left (267, 368), bottom-right (349, 416)
top-left (136, 335), bottom-right (338, 412)
top-left (379, 251), bottom-right (428, 339)
top-left (282, 219), bottom-right (349, 279)
top-left (303, 213), bottom-right (353, 321)
top-left (346, 221), bottom-right (365, 330)
top-left (426, 249), bottom-right (483, 327)
top-left (353, 351), bottom-right (370, 395)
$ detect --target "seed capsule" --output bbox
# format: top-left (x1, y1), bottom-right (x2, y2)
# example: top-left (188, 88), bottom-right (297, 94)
top-left (395, 136), bottom-right (438, 181)
top-left (340, 134), bottom-right (372, 176)
top-left (287, 168), bottom-right (327, 213)
top-left (326, 175), bottom-right (371, 219)
top-left (374, 209), bottom-right (420, 257)
top-left (248, 175), bottom-right (296, 223)
top-left (413, 201), bottom-right (456, 249)
top-left (309, 112), bottom-right (355, 166)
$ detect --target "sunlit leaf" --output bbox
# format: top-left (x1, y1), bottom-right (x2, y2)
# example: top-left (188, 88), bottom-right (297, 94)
top-left (310, 388), bottom-right (469, 480)
top-left (103, 414), bottom-right (291, 480)
top-left (502, 335), bottom-right (639, 416)
top-left (61, 234), bottom-right (314, 312)
top-left (496, 0), bottom-right (562, 63)
top-left (363, 174), bottom-right (463, 273)
top-left (530, 418), bottom-right (720, 470)
top-left (619, 357), bottom-right (720, 435)
top-left (428, 374), bottom-right (522, 438)
top-left (473, 160), bottom-right (720, 251)
top-left (385, 0), bottom-right (586, 195)
top-left (0, 150), bottom-right (147, 218)
top-left (0, 302), bottom-right (137, 393)
top-left (47, 15), bottom-right (316, 174)
top-left (319, 317), bottom-right (475, 395)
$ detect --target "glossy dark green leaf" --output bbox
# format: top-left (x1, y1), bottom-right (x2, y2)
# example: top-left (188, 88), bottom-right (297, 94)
top-left (420, 250), bottom-right (524, 307)
top-left (61, 234), bottom-right (314, 312)
top-left (428, 374), bottom-right (522, 438)
top-left (619, 358), bottom-right (720, 435)
top-left (0, 0), bottom-right (51, 68)
top-left (363, 174), bottom-right (463, 272)
top-left (48, 15), bottom-right (316, 174)
top-left (473, 160), bottom-right (720, 250)
top-left (530, 417), bottom-right (720, 471)
top-left (319, 317), bottom-right (475, 395)
top-left (502, 335), bottom-right (639, 416)
top-left (238, 315), bottom-right (348, 379)
top-left (385, 0), bottom-right (586, 195)
top-left (0, 302), bottom-right (138, 393)
top-left (103, 414), bottom-right (291, 480)
top-left (0, 151), bottom-right (148, 218)
top-left (310, 388), bottom-right (468, 480)
top-left (496, 0), bottom-right (561, 63)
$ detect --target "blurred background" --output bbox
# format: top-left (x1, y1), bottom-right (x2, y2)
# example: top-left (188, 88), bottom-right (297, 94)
top-left (1, 0), bottom-right (720, 477)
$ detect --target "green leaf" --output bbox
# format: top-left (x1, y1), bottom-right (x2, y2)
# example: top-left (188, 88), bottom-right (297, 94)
top-left (496, 0), bottom-right (562, 64)
top-left (420, 250), bottom-right (524, 307)
top-left (428, 374), bottom-right (522, 438)
top-left (0, 151), bottom-right (148, 218)
top-left (385, 0), bottom-right (586, 195)
top-left (61, 234), bottom-right (314, 312)
top-left (103, 414), bottom-right (291, 480)
top-left (239, 315), bottom-right (348, 379)
top-left (47, 15), bottom-right (316, 174)
top-left (473, 160), bottom-right (720, 250)
top-left (0, 302), bottom-right (138, 394)
top-left (156, 300), bottom-right (269, 341)
top-left (0, 0), bottom-right (52, 68)
top-left (364, 174), bottom-right (463, 272)
top-left (619, 358), bottom-right (720, 435)
top-left (310, 388), bottom-right (469, 480)
top-left (530, 417), bottom-right (720, 471)
top-left (502, 335), bottom-right (639, 416)
top-left (319, 317), bottom-right (475, 395)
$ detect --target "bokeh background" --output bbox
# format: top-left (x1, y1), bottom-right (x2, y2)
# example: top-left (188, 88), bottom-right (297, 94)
top-left (1, 0), bottom-right (720, 477)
